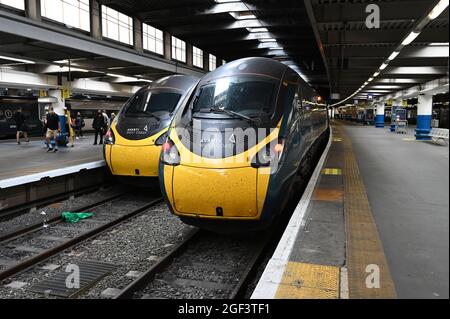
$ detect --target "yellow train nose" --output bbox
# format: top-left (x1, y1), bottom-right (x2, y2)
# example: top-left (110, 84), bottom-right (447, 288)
top-left (105, 144), bottom-right (161, 177)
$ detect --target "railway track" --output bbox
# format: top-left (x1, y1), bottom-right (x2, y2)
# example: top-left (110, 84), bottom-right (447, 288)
top-left (0, 184), bottom-right (112, 222)
top-left (0, 192), bottom-right (162, 282)
top-left (115, 229), bottom-right (270, 299)
top-left (0, 189), bottom-right (127, 243)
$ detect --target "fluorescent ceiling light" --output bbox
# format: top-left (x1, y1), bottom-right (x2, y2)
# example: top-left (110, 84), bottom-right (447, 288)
top-left (402, 31), bottom-right (420, 46)
top-left (428, 0), bottom-right (449, 19)
top-left (107, 73), bottom-right (124, 77)
top-left (65, 67), bottom-right (89, 73)
top-left (247, 27), bottom-right (268, 33)
top-left (373, 72), bottom-right (380, 77)
top-left (428, 42), bottom-right (449, 46)
top-left (368, 77), bottom-right (374, 82)
top-left (260, 38), bottom-right (277, 42)
top-left (266, 44), bottom-right (283, 49)
top-left (379, 63), bottom-right (388, 70)
top-left (388, 51), bottom-right (400, 61)
top-left (0, 55), bottom-right (35, 64)
top-left (229, 12), bottom-right (256, 20)
top-left (215, 0), bottom-right (238, 3)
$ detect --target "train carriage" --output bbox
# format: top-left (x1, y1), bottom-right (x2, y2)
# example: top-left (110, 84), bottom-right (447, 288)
top-left (158, 57), bottom-right (329, 232)
top-left (103, 75), bottom-right (199, 182)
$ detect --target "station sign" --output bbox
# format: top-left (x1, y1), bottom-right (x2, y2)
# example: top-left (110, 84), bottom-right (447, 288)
top-left (61, 87), bottom-right (71, 99)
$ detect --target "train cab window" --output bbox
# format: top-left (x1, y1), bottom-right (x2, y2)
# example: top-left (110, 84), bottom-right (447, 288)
top-left (123, 89), bottom-right (182, 117)
top-left (192, 76), bottom-right (277, 118)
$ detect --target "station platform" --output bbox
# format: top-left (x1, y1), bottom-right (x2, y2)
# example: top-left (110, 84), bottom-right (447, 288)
top-left (252, 121), bottom-right (449, 299)
top-left (0, 136), bottom-right (104, 189)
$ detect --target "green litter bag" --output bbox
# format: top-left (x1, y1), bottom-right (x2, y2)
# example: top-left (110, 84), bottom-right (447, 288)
top-left (61, 212), bottom-right (94, 223)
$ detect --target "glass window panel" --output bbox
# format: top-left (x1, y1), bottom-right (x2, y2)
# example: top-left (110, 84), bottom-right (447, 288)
top-left (143, 23), bottom-right (164, 55)
top-left (171, 36), bottom-right (186, 62)
top-left (101, 5), bottom-right (133, 45)
top-left (193, 46), bottom-right (203, 68)
top-left (0, 0), bottom-right (25, 10)
top-left (41, 0), bottom-right (90, 32)
top-left (209, 54), bottom-right (216, 71)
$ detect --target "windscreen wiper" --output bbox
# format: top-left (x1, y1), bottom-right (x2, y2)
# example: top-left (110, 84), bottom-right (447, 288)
top-left (210, 107), bottom-right (259, 125)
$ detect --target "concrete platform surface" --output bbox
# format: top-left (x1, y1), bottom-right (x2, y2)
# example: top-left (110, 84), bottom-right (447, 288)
top-left (252, 122), bottom-right (448, 299)
top-left (0, 136), bottom-right (104, 182)
top-left (346, 124), bottom-right (449, 299)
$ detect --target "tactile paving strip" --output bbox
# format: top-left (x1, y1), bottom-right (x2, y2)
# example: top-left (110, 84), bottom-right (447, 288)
top-left (340, 124), bottom-right (397, 299)
top-left (275, 262), bottom-right (340, 299)
top-left (29, 260), bottom-right (117, 298)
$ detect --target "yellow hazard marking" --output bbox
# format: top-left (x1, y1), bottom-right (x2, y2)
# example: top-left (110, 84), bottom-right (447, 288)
top-left (322, 168), bottom-right (342, 175)
top-left (332, 137), bottom-right (343, 142)
top-left (275, 262), bottom-right (340, 299)
top-left (339, 123), bottom-right (397, 299)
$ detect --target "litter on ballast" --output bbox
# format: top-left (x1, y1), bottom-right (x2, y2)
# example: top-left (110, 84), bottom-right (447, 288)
top-left (61, 212), bottom-right (94, 223)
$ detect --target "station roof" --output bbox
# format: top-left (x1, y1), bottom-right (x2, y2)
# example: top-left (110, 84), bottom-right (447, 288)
top-left (306, 0), bottom-right (449, 105)
top-left (0, 0), bottom-right (448, 103)
top-left (98, 0), bottom-right (329, 96)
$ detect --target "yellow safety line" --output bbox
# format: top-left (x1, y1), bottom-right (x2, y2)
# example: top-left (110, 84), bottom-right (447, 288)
top-left (322, 168), bottom-right (342, 175)
top-left (340, 123), bottom-right (397, 299)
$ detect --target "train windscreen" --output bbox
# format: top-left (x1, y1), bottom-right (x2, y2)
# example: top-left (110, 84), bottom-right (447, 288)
top-left (192, 76), bottom-right (277, 117)
top-left (123, 89), bottom-right (182, 117)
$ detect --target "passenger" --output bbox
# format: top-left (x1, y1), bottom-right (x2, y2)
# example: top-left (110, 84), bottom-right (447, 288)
top-left (110, 112), bottom-right (116, 124)
top-left (74, 112), bottom-right (84, 139)
top-left (45, 106), bottom-right (61, 153)
top-left (102, 110), bottom-right (110, 127)
top-left (92, 110), bottom-right (105, 145)
top-left (14, 108), bottom-right (29, 145)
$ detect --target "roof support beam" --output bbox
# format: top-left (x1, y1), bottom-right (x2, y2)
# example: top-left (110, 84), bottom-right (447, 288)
top-left (0, 10), bottom-right (204, 78)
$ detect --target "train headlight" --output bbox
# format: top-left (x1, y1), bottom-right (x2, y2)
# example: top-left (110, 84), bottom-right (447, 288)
top-left (251, 137), bottom-right (285, 169)
top-left (155, 132), bottom-right (168, 146)
top-left (104, 128), bottom-right (115, 145)
top-left (161, 137), bottom-right (180, 166)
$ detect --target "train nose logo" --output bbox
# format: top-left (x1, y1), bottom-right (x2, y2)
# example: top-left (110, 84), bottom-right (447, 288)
top-left (229, 134), bottom-right (236, 144)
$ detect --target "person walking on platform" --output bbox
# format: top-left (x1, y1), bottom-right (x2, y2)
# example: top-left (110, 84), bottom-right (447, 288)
top-left (93, 110), bottom-right (105, 145)
top-left (45, 106), bottom-right (61, 153)
top-left (102, 110), bottom-right (110, 128)
top-left (14, 108), bottom-right (29, 145)
top-left (74, 112), bottom-right (84, 139)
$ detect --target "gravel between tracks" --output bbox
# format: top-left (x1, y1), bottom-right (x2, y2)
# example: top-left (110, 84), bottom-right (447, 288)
top-left (133, 232), bottom-right (261, 299)
top-left (0, 202), bottom-right (191, 299)
top-left (0, 186), bottom-right (126, 239)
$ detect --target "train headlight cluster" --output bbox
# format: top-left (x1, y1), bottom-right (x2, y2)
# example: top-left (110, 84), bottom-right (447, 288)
top-left (104, 129), bottom-right (115, 145)
top-left (161, 138), bottom-right (180, 166)
top-left (251, 137), bottom-right (285, 168)
top-left (155, 132), bottom-right (168, 146)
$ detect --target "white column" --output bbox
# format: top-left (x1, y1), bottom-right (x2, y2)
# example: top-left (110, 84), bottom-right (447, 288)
top-left (415, 94), bottom-right (433, 140)
top-left (375, 101), bottom-right (385, 127)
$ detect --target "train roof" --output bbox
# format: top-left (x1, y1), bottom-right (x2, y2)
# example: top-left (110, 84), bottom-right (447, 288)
top-left (199, 57), bottom-right (295, 84)
top-left (144, 74), bottom-right (199, 93)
